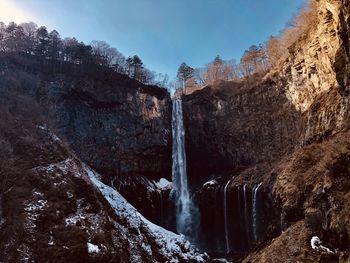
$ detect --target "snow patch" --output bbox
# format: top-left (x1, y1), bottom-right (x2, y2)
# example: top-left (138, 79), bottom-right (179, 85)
top-left (87, 242), bottom-right (100, 254)
top-left (203, 179), bottom-right (217, 187)
top-left (23, 190), bottom-right (47, 235)
top-left (65, 215), bottom-right (83, 226)
top-left (311, 236), bottom-right (334, 254)
top-left (155, 178), bottom-right (172, 189)
top-left (37, 124), bottom-right (61, 142)
top-left (48, 232), bottom-right (55, 246)
top-left (32, 158), bottom-right (82, 182)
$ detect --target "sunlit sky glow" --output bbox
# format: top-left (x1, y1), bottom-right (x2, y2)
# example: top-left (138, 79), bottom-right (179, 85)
top-left (0, 0), bottom-right (39, 24)
top-left (1, 0), bottom-right (306, 79)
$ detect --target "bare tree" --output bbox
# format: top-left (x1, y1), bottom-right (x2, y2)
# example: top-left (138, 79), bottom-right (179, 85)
top-left (91, 40), bottom-right (125, 67)
top-left (240, 45), bottom-right (268, 77)
top-left (193, 68), bottom-right (206, 86)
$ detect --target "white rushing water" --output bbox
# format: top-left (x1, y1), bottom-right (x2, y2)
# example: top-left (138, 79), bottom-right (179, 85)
top-left (252, 182), bottom-right (262, 242)
top-left (223, 179), bottom-right (231, 254)
top-left (243, 184), bottom-right (249, 242)
top-left (171, 99), bottom-right (196, 241)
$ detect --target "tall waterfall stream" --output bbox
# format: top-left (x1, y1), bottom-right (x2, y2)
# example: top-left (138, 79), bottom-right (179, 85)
top-left (171, 99), bottom-right (198, 242)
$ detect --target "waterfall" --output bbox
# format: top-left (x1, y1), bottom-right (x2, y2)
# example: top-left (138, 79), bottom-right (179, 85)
top-left (159, 191), bottom-right (163, 225)
top-left (243, 184), bottom-right (249, 242)
top-left (0, 195), bottom-right (4, 226)
top-left (224, 179), bottom-right (231, 254)
top-left (171, 99), bottom-right (197, 241)
top-left (252, 183), bottom-right (262, 242)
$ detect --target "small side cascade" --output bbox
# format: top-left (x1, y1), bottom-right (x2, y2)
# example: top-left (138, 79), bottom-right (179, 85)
top-left (223, 179), bottom-right (231, 254)
top-left (202, 181), bottom-right (269, 254)
top-left (243, 184), bottom-right (250, 242)
top-left (159, 191), bottom-right (163, 225)
top-left (252, 182), bottom-right (262, 243)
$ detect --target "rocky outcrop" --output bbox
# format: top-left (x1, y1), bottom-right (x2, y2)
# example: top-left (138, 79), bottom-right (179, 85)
top-left (243, 130), bottom-right (350, 262)
top-left (0, 54), bottom-right (172, 182)
top-left (50, 75), bottom-right (172, 224)
top-left (183, 0), bottom-right (350, 261)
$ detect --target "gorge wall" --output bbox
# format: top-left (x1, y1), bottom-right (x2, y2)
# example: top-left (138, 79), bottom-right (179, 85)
top-left (1, 0), bottom-right (350, 261)
top-left (184, 0), bottom-right (350, 261)
top-left (0, 103), bottom-right (207, 262)
top-left (183, 0), bottom-right (350, 186)
top-left (0, 55), bottom-right (172, 224)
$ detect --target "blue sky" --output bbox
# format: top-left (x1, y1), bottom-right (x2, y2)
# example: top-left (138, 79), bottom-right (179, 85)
top-left (6, 0), bottom-right (306, 79)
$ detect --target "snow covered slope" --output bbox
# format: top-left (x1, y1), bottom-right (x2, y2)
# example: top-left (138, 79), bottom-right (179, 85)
top-left (0, 123), bottom-right (209, 262)
top-left (85, 164), bottom-right (209, 262)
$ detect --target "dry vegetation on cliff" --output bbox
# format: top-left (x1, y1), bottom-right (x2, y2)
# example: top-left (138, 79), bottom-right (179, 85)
top-left (182, 0), bottom-right (319, 94)
top-left (184, 0), bottom-right (350, 261)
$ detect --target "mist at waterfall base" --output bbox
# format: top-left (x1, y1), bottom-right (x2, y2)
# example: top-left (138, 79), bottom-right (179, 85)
top-left (171, 99), bottom-right (199, 244)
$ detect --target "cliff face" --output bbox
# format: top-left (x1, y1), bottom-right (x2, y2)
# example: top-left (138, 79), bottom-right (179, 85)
top-left (184, 0), bottom-right (350, 260)
top-left (0, 56), bottom-right (212, 262)
top-left (183, 80), bottom-right (301, 187)
top-left (52, 79), bottom-right (172, 224)
top-left (183, 0), bottom-right (350, 187)
top-left (0, 110), bottom-right (207, 262)
top-left (1, 55), bottom-right (172, 182)
top-left (53, 82), bottom-right (171, 181)
top-left (0, 55), bottom-right (172, 224)
top-left (282, 0), bottom-right (350, 144)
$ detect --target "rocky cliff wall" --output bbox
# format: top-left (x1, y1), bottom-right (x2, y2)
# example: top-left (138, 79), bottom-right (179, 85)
top-left (183, 0), bottom-right (350, 260)
top-left (0, 106), bottom-right (208, 262)
top-left (47, 73), bottom-right (172, 182)
top-left (183, 0), bottom-right (350, 187)
top-left (0, 55), bottom-right (172, 224)
top-left (183, 80), bottom-right (301, 187)
top-left (51, 78), bottom-right (172, 224)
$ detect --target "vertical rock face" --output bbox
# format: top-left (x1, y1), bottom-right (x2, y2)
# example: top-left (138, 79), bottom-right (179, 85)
top-left (183, 81), bottom-right (301, 187)
top-left (50, 78), bottom-right (172, 224)
top-left (0, 56), bottom-right (173, 224)
top-left (195, 177), bottom-right (278, 256)
top-left (183, 0), bottom-right (350, 187)
top-left (0, 56), bottom-right (173, 183)
top-left (282, 0), bottom-right (350, 144)
top-left (53, 81), bottom-right (172, 182)
top-left (183, 0), bottom-right (350, 260)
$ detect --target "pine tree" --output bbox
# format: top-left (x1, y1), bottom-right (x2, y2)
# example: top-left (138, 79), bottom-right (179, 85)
top-left (177, 62), bottom-right (194, 95)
